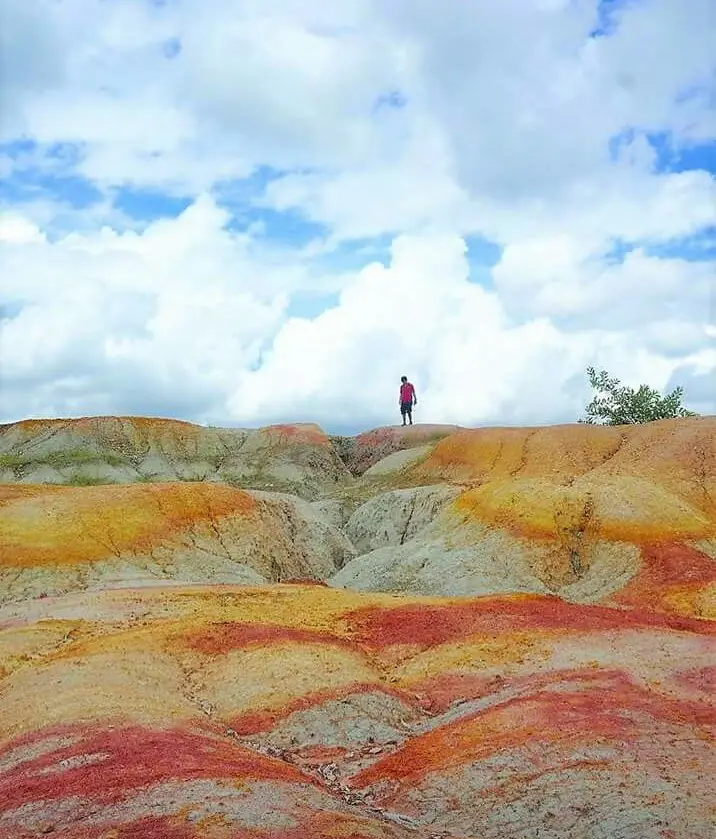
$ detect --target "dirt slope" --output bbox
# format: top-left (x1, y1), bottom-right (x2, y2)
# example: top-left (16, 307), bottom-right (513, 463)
top-left (0, 584), bottom-right (713, 838)
top-left (0, 417), bottom-right (350, 498)
top-left (2, 416), bottom-right (714, 611)
top-left (0, 482), bottom-right (355, 604)
top-left (330, 417), bottom-right (716, 614)
top-left (0, 414), bottom-right (714, 837)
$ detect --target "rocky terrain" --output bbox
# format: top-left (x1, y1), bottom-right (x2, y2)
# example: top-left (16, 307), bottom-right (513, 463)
top-left (0, 415), bottom-right (714, 838)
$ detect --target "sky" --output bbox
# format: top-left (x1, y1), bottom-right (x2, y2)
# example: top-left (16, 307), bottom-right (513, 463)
top-left (0, 0), bottom-right (714, 434)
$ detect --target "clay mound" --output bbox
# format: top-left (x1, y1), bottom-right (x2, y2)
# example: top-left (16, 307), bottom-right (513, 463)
top-left (410, 417), bottom-right (716, 518)
top-left (332, 418), bottom-right (716, 612)
top-left (3, 417), bottom-right (714, 611)
top-left (346, 671), bottom-right (714, 838)
top-left (331, 424), bottom-right (460, 475)
top-left (0, 726), bottom-right (417, 839)
top-left (0, 483), bottom-right (354, 604)
top-left (0, 584), bottom-right (712, 837)
top-left (0, 416), bottom-right (350, 499)
top-left (344, 485), bottom-right (461, 554)
top-left (2, 416), bottom-right (715, 837)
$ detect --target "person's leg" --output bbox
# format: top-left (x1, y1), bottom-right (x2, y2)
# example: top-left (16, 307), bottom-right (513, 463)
top-left (407, 405), bottom-right (412, 425)
top-left (400, 403), bottom-right (407, 425)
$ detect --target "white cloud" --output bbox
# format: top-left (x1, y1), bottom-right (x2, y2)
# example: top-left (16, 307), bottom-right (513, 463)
top-left (257, 0), bottom-right (716, 248)
top-left (226, 230), bottom-right (713, 427)
top-left (492, 236), bottom-right (715, 327)
top-left (4, 1), bottom-right (715, 208)
top-left (0, 199), bottom-right (287, 417)
top-left (177, 4), bottom-right (397, 168)
top-left (1, 0), bottom-right (404, 192)
top-left (2, 201), bottom-right (712, 428)
top-left (0, 0), bottom-right (714, 428)
top-left (372, 0), bottom-right (716, 194)
top-left (0, 213), bottom-right (46, 245)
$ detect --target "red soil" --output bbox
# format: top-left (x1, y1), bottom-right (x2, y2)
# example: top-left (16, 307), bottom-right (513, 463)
top-left (345, 595), bottom-right (716, 652)
top-left (612, 542), bottom-right (716, 610)
top-left (0, 724), bottom-right (313, 810)
top-left (349, 668), bottom-right (716, 789)
top-left (182, 621), bottom-right (354, 656)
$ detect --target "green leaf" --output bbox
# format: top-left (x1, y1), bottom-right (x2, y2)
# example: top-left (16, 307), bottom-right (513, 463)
top-left (580, 367), bottom-right (698, 425)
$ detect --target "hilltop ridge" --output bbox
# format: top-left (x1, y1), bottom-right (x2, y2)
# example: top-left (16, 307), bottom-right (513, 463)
top-left (1, 414), bottom-right (714, 609)
top-left (0, 415), bottom-right (460, 490)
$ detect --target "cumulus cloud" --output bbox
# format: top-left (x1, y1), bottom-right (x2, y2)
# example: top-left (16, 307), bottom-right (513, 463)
top-left (492, 235), bottom-right (715, 330)
top-left (0, 0), bottom-right (714, 429)
top-left (2, 199), bottom-right (710, 428)
top-left (0, 198), bottom-right (293, 418)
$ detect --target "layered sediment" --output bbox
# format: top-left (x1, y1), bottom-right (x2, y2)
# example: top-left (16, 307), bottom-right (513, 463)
top-left (0, 415), bottom-right (713, 837)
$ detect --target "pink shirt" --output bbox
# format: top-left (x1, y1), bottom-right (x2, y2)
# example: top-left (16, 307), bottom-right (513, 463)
top-left (400, 382), bottom-right (415, 403)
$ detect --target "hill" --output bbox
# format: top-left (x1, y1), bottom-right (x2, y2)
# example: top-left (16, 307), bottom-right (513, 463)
top-left (1, 416), bottom-right (713, 613)
top-left (0, 415), bottom-right (714, 838)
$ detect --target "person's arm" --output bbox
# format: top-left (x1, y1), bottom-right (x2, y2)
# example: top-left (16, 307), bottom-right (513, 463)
top-left (412, 385), bottom-right (417, 405)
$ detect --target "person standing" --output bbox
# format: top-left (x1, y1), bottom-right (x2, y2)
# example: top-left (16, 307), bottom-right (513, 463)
top-left (399, 376), bottom-right (417, 426)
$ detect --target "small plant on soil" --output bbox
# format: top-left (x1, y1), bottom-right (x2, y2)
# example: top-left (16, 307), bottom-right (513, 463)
top-left (580, 367), bottom-right (697, 425)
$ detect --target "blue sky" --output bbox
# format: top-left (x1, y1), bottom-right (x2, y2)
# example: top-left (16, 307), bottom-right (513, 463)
top-left (2, 127), bottom-right (713, 250)
top-left (0, 0), bottom-right (714, 430)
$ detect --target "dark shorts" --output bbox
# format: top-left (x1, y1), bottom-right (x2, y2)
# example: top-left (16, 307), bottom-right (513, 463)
top-left (400, 401), bottom-right (413, 416)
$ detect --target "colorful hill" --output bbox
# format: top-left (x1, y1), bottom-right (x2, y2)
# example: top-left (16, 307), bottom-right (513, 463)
top-left (0, 417), bottom-right (351, 499)
top-left (0, 482), bottom-right (354, 604)
top-left (332, 418), bottom-right (716, 615)
top-left (0, 585), bottom-right (713, 838)
top-left (0, 415), bottom-right (714, 837)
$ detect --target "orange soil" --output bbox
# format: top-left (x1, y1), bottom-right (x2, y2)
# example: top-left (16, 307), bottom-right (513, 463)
top-left (348, 668), bottom-right (716, 788)
top-left (0, 482), bottom-right (256, 568)
top-left (417, 424), bottom-right (623, 483)
top-left (255, 423), bottom-right (331, 447)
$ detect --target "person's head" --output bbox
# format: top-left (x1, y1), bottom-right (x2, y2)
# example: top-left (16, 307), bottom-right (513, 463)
top-left (400, 376), bottom-right (407, 383)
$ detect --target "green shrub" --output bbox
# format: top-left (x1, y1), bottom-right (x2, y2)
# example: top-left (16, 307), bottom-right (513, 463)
top-left (580, 367), bottom-right (697, 425)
